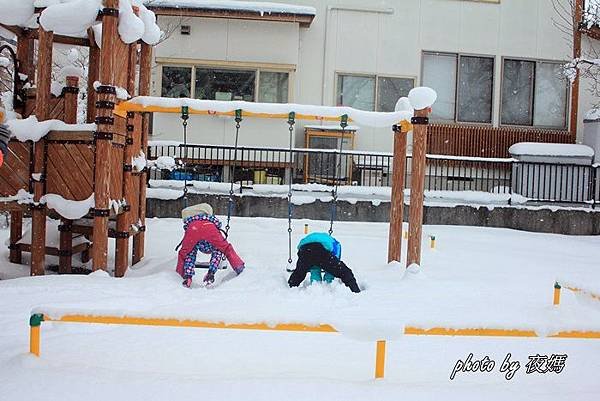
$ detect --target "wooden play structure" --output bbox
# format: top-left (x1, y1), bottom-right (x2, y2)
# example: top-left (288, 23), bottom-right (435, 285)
top-left (0, 0), bottom-right (153, 276)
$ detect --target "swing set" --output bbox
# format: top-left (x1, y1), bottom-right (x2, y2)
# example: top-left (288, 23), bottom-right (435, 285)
top-left (175, 104), bottom-right (351, 272)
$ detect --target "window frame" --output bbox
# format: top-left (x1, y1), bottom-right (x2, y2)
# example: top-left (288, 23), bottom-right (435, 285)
top-left (499, 56), bottom-right (570, 130)
top-left (334, 71), bottom-right (416, 112)
top-left (420, 50), bottom-right (496, 125)
top-left (158, 61), bottom-right (294, 103)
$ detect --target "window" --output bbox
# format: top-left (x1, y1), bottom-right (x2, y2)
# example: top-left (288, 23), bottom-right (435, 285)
top-left (501, 59), bottom-right (568, 128)
top-left (161, 66), bottom-right (191, 98)
top-left (259, 71), bottom-right (289, 103)
top-left (160, 65), bottom-right (290, 103)
top-left (422, 52), bottom-right (494, 123)
top-left (336, 74), bottom-right (414, 112)
top-left (195, 68), bottom-right (255, 101)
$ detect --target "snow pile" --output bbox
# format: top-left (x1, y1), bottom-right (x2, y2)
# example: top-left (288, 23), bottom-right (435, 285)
top-left (39, 0), bottom-right (102, 36)
top-left (407, 87), bottom-right (437, 110)
top-left (40, 193), bottom-right (95, 219)
top-left (509, 143), bottom-right (594, 158)
top-left (135, 0), bottom-right (162, 44)
top-left (17, 217), bottom-right (89, 247)
top-left (119, 0), bottom-right (146, 44)
top-left (6, 116), bottom-right (96, 142)
top-left (0, 1), bottom-right (35, 26)
top-left (394, 97), bottom-right (414, 113)
top-left (132, 150), bottom-right (147, 172)
top-left (0, 189), bottom-right (34, 204)
top-left (144, 0), bottom-right (317, 16)
top-left (148, 155), bottom-right (177, 170)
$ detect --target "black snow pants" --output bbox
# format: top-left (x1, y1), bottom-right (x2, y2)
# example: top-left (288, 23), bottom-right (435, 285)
top-left (288, 243), bottom-right (361, 293)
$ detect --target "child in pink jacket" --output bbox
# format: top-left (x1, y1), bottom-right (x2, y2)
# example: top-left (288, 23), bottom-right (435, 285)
top-left (176, 203), bottom-right (245, 288)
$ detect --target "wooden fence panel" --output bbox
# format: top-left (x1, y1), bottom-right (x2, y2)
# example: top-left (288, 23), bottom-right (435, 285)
top-left (0, 141), bottom-right (31, 197)
top-left (427, 124), bottom-right (572, 158)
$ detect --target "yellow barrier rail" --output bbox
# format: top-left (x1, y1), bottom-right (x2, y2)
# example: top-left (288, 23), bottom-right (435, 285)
top-left (553, 281), bottom-right (600, 306)
top-left (29, 313), bottom-right (600, 379)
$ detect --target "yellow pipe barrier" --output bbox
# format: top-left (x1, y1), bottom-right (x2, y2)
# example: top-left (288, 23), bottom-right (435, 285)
top-left (29, 326), bottom-right (40, 357)
top-left (553, 281), bottom-right (600, 306)
top-left (28, 312), bottom-right (600, 379)
top-left (304, 224), bottom-right (309, 235)
top-left (429, 235), bottom-right (436, 250)
top-left (375, 340), bottom-right (386, 379)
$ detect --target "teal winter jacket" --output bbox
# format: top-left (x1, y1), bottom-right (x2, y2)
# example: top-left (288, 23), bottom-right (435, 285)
top-left (298, 232), bottom-right (341, 259)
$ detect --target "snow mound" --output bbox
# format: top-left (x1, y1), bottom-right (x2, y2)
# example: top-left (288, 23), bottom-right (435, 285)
top-left (408, 87), bottom-right (437, 110)
top-left (40, 193), bottom-right (95, 220)
top-left (39, 0), bottom-right (102, 36)
top-left (6, 116), bottom-right (96, 142)
top-left (509, 143), bottom-right (594, 158)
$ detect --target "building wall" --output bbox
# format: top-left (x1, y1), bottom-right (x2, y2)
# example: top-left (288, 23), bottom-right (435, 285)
top-left (150, 0), bottom-right (576, 153)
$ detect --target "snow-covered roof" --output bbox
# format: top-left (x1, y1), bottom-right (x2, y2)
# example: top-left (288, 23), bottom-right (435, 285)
top-left (509, 143), bottom-right (595, 158)
top-left (144, 0), bottom-right (316, 16)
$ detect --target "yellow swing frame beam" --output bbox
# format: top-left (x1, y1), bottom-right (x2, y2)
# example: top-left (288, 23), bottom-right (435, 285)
top-left (28, 313), bottom-right (600, 380)
top-left (113, 101), bottom-right (415, 132)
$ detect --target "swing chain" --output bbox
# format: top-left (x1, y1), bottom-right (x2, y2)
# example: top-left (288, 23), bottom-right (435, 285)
top-left (181, 106), bottom-right (190, 207)
top-left (287, 112), bottom-right (296, 266)
top-left (329, 114), bottom-right (348, 236)
top-left (225, 109), bottom-right (243, 235)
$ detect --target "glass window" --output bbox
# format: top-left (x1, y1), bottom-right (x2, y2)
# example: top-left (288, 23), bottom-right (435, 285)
top-left (377, 77), bottom-right (414, 112)
top-left (258, 71), bottom-right (289, 103)
top-left (422, 53), bottom-right (457, 120)
top-left (195, 68), bottom-right (256, 101)
top-left (501, 59), bottom-right (534, 126)
top-left (161, 66), bottom-right (191, 98)
top-left (533, 62), bottom-right (568, 128)
top-left (337, 74), bottom-right (376, 111)
top-left (457, 56), bottom-right (494, 123)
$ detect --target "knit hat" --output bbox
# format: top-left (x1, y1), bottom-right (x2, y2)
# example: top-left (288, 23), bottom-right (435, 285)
top-left (182, 203), bottom-right (213, 220)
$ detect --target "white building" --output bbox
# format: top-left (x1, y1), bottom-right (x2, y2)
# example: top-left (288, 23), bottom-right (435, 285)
top-left (147, 0), bottom-right (580, 157)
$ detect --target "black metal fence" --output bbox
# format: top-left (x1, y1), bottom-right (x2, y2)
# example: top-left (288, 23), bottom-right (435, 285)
top-left (147, 143), bottom-right (599, 207)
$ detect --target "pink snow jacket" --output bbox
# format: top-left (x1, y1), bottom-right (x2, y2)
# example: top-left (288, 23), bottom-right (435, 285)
top-left (175, 214), bottom-right (244, 277)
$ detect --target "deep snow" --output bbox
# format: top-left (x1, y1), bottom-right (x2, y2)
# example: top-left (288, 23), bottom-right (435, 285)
top-left (0, 217), bottom-right (599, 400)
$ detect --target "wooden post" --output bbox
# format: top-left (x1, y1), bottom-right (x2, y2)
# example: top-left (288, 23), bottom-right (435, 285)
top-left (9, 211), bottom-right (23, 264)
top-left (387, 123), bottom-right (408, 263)
top-left (15, 33), bottom-right (34, 114)
top-left (92, 0), bottom-right (119, 272)
top-left (406, 108), bottom-right (431, 268)
top-left (132, 42), bottom-right (152, 265)
top-left (30, 26), bottom-right (54, 276)
top-left (64, 76), bottom-right (79, 124)
top-left (571, 0), bottom-right (584, 142)
top-left (86, 28), bottom-right (100, 124)
top-left (58, 221), bottom-right (72, 274)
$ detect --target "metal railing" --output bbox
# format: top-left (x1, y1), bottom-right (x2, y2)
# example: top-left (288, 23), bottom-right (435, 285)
top-left (147, 143), bottom-right (599, 207)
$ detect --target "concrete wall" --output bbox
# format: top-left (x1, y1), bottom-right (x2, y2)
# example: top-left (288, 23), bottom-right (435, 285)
top-left (147, 194), bottom-right (600, 235)
top-left (150, 0), bottom-right (577, 152)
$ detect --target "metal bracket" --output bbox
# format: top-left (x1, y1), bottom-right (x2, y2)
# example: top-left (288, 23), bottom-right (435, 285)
top-left (127, 111), bottom-right (135, 118)
top-left (94, 131), bottom-right (114, 140)
top-left (126, 124), bottom-right (134, 132)
top-left (95, 116), bottom-right (115, 125)
top-left (30, 203), bottom-right (45, 210)
top-left (123, 164), bottom-right (133, 172)
top-left (101, 7), bottom-right (119, 17)
top-left (392, 124), bottom-right (401, 133)
top-left (125, 137), bottom-right (134, 145)
top-left (62, 86), bottom-right (79, 95)
top-left (92, 208), bottom-right (110, 217)
top-left (111, 230), bottom-right (130, 239)
top-left (95, 85), bottom-right (116, 95)
top-left (411, 116), bottom-right (429, 125)
top-left (96, 100), bottom-right (115, 110)
top-left (57, 249), bottom-right (73, 257)
top-left (57, 224), bottom-right (72, 232)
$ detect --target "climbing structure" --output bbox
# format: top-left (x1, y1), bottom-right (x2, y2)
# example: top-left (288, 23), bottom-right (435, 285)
top-left (0, 0), bottom-right (156, 277)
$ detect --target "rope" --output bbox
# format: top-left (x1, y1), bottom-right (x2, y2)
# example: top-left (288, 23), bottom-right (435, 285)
top-left (181, 106), bottom-right (189, 208)
top-left (286, 112), bottom-right (296, 270)
top-left (225, 109), bottom-right (243, 237)
top-left (329, 114), bottom-right (348, 236)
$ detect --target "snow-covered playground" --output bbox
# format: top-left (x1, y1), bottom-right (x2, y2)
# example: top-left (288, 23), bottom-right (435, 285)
top-left (1, 216), bottom-right (600, 401)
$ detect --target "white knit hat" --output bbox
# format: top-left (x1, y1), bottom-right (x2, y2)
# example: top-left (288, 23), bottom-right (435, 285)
top-left (181, 203), bottom-right (213, 220)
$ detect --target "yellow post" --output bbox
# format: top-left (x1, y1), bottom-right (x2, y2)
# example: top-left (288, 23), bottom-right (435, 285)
top-left (554, 282), bottom-right (562, 306)
top-left (430, 235), bottom-right (436, 249)
top-left (29, 314), bottom-right (44, 357)
top-left (375, 340), bottom-right (386, 379)
top-left (304, 224), bottom-right (309, 234)
top-left (403, 231), bottom-right (408, 240)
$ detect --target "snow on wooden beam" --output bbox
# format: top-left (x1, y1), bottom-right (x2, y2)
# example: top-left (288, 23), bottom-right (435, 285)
top-left (150, 7), bottom-right (315, 27)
